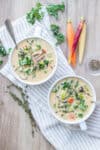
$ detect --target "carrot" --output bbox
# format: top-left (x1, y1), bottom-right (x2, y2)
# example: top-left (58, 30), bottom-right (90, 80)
top-left (68, 97), bottom-right (74, 104)
top-left (79, 21), bottom-right (86, 64)
top-left (72, 18), bottom-right (85, 57)
top-left (71, 51), bottom-right (76, 67)
top-left (67, 19), bottom-right (75, 64)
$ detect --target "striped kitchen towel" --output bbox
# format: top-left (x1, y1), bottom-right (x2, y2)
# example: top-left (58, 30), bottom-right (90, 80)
top-left (0, 7), bottom-right (100, 150)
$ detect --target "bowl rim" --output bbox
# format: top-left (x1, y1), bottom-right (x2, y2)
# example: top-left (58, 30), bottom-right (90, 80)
top-left (48, 75), bottom-right (96, 124)
top-left (9, 36), bottom-right (58, 85)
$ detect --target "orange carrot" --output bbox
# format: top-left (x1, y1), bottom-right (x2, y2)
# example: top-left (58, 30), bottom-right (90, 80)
top-left (68, 97), bottom-right (74, 104)
top-left (72, 52), bottom-right (76, 67)
top-left (67, 19), bottom-right (76, 66)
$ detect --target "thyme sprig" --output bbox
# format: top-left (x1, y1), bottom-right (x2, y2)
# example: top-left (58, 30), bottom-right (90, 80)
top-left (7, 84), bottom-right (38, 137)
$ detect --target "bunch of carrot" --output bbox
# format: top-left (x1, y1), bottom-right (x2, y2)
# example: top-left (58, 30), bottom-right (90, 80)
top-left (67, 17), bottom-right (86, 66)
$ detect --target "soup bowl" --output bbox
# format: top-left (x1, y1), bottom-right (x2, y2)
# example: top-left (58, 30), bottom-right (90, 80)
top-left (9, 36), bottom-right (57, 85)
top-left (48, 75), bottom-right (96, 130)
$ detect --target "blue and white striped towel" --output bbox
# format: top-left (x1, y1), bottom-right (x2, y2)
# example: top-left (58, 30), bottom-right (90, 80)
top-left (0, 8), bottom-right (100, 150)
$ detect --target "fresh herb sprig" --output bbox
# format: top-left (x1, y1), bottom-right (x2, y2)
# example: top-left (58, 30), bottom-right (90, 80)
top-left (0, 60), bottom-right (3, 65)
top-left (46, 2), bottom-right (65, 19)
top-left (26, 2), bottom-right (65, 45)
top-left (7, 84), bottom-right (38, 137)
top-left (51, 24), bottom-right (65, 44)
top-left (26, 2), bottom-right (44, 24)
top-left (0, 44), bottom-right (7, 65)
top-left (0, 45), bottom-right (7, 56)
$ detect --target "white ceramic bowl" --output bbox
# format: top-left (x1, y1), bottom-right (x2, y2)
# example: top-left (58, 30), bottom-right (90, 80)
top-left (48, 75), bottom-right (96, 130)
top-left (9, 36), bottom-right (58, 85)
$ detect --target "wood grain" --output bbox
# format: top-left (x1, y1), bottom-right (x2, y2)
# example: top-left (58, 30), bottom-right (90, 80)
top-left (0, 0), bottom-right (100, 150)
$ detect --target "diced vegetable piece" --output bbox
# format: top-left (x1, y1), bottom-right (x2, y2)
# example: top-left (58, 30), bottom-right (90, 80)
top-left (38, 61), bottom-right (45, 69)
top-left (36, 45), bottom-right (41, 50)
top-left (79, 103), bottom-right (88, 111)
top-left (80, 99), bottom-right (85, 104)
top-left (68, 107), bottom-right (74, 112)
top-left (61, 90), bottom-right (67, 100)
top-left (62, 82), bottom-right (71, 89)
top-left (68, 98), bottom-right (74, 104)
top-left (73, 105), bottom-right (78, 109)
top-left (75, 80), bottom-right (79, 88)
top-left (78, 93), bottom-right (84, 100)
top-left (19, 56), bottom-right (31, 66)
top-left (24, 68), bottom-right (32, 75)
top-left (79, 21), bottom-right (86, 64)
top-left (78, 113), bottom-right (83, 118)
top-left (44, 59), bottom-right (49, 66)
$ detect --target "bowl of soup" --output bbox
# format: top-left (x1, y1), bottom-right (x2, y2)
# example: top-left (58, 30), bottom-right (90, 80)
top-left (9, 37), bottom-right (57, 85)
top-left (48, 76), bottom-right (96, 128)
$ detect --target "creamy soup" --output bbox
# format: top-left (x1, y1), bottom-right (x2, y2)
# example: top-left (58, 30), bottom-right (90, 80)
top-left (50, 77), bottom-right (94, 122)
top-left (11, 38), bottom-right (56, 84)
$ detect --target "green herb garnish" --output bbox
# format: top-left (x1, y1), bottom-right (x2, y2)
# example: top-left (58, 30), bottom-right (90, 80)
top-left (26, 3), bottom-right (44, 24)
top-left (38, 61), bottom-right (45, 69)
top-left (62, 82), bottom-right (71, 89)
top-left (79, 103), bottom-right (88, 112)
top-left (50, 24), bottom-right (65, 44)
top-left (46, 2), bottom-right (65, 19)
top-left (73, 105), bottom-right (78, 109)
top-left (19, 56), bottom-right (32, 66)
top-left (56, 33), bottom-right (65, 44)
top-left (44, 59), bottom-right (49, 66)
top-left (0, 44), bottom-right (7, 65)
top-left (0, 60), bottom-right (3, 65)
top-left (24, 68), bottom-right (32, 75)
top-left (0, 45), bottom-right (7, 56)
top-left (78, 113), bottom-right (83, 118)
top-left (51, 24), bottom-right (60, 35)
top-left (36, 44), bottom-right (41, 50)
top-left (75, 81), bottom-right (79, 88)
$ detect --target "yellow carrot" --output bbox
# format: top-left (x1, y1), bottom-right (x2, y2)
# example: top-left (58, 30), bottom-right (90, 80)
top-left (79, 21), bottom-right (86, 64)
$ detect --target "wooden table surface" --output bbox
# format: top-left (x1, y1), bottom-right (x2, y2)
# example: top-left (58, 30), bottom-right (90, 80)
top-left (0, 0), bottom-right (100, 150)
